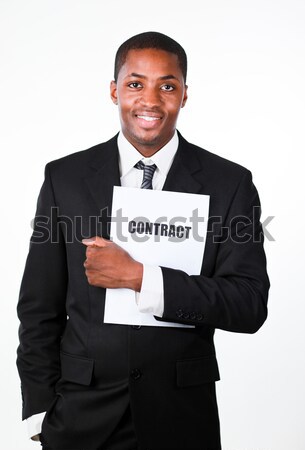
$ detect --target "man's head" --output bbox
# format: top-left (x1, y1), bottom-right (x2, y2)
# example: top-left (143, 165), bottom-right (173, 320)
top-left (110, 32), bottom-right (188, 156)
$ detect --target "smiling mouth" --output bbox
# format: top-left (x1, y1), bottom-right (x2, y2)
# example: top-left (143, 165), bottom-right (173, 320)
top-left (135, 114), bottom-right (162, 122)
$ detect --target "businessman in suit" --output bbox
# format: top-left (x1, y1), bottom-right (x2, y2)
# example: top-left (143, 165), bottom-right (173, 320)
top-left (17, 31), bottom-right (270, 450)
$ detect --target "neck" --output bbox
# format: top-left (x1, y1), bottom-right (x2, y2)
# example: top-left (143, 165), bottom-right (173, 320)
top-left (122, 131), bottom-right (175, 157)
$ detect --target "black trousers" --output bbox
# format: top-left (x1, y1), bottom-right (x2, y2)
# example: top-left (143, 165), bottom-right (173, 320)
top-left (41, 404), bottom-right (138, 450)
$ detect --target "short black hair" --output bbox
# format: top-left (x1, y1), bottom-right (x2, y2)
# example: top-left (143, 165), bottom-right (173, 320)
top-left (114, 31), bottom-right (187, 82)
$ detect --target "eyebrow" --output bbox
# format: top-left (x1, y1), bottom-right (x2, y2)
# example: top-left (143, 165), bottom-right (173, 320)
top-left (126, 72), bottom-right (180, 81)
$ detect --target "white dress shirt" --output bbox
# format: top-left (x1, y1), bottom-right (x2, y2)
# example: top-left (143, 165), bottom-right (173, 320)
top-left (118, 129), bottom-right (179, 316)
top-left (26, 130), bottom-right (179, 439)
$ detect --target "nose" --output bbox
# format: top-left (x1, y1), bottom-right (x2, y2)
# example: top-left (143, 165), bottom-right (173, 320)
top-left (140, 86), bottom-right (161, 108)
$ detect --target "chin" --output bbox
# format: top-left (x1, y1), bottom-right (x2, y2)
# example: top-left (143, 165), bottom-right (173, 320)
top-left (134, 133), bottom-right (161, 147)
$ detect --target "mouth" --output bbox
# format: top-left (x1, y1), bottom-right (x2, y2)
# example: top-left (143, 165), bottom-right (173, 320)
top-left (135, 112), bottom-right (162, 129)
top-left (136, 115), bottom-right (161, 122)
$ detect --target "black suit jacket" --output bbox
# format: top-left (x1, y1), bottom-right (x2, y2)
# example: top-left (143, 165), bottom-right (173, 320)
top-left (17, 132), bottom-right (269, 449)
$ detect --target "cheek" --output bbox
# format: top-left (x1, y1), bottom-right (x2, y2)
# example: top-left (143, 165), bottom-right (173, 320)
top-left (118, 105), bottom-right (130, 123)
top-left (117, 89), bottom-right (135, 106)
top-left (166, 104), bottom-right (182, 120)
top-left (165, 95), bottom-right (184, 111)
top-left (118, 99), bottom-right (134, 117)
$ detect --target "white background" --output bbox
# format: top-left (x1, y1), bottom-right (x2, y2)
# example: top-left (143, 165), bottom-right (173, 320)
top-left (0, 1), bottom-right (304, 449)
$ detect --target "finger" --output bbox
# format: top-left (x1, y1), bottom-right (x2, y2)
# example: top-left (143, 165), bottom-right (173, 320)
top-left (82, 236), bottom-right (111, 247)
top-left (82, 237), bottom-right (99, 247)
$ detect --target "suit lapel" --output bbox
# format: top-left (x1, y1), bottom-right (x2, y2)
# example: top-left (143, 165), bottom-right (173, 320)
top-left (83, 135), bottom-right (121, 239)
top-left (163, 132), bottom-right (204, 194)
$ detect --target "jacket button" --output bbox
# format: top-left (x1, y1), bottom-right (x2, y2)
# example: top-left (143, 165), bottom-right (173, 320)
top-left (176, 309), bottom-right (183, 318)
top-left (132, 325), bottom-right (141, 329)
top-left (131, 369), bottom-right (142, 380)
top-left (182, 312), bottom-right (190, 319)
top-left (190, 312), bottom-right (197, 320)
top-left (197, 313), bottom-right (203, 321)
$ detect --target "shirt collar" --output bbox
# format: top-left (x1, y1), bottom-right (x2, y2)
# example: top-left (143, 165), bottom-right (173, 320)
top-left (117, 130), bottom-right (179, 178)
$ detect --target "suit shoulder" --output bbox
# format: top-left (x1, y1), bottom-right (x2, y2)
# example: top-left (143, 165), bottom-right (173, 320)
top-left (46, 135), bottom-right (118, 175)
top-left (187, 140), bottom-right (250, 177)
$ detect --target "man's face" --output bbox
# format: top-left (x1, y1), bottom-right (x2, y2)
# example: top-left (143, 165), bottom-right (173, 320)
top-left (110, 48), bottom-right (188, 156)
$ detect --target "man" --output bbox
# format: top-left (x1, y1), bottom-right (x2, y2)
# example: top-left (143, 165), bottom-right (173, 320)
top-left (17, 31), bottom-right (270, 450)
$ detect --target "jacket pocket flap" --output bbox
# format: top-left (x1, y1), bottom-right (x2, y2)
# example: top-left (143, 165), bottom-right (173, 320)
top-left (60, 351), bottom-right (94, 386)
top-left (176, 354), bottom-right (220, 387)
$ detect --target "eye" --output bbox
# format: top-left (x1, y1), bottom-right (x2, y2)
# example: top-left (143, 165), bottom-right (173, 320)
top-left (128, 82), bottom-right (142, 89)
top-left (161, 84), bottom-right (174, 91)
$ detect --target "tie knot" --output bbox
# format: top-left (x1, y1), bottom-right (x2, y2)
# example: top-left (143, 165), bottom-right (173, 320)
top-left (134, 160), bottom-right (155, 170)
top-left (134, 160), bottom-right (157, 189)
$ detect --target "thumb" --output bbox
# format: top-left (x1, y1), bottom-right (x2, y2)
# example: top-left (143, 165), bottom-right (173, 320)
top-left (82, 236), bottom-right (111, 247)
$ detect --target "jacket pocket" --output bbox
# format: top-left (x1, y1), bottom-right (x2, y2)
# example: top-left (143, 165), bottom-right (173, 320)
top-left (176, 354), bottom-right (220, 387)
top-left (60, 351), bottom-right (94, 386)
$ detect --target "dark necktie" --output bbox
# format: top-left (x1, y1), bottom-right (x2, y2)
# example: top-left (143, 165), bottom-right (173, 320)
top-left (134, 160), bottom-right (157, 190)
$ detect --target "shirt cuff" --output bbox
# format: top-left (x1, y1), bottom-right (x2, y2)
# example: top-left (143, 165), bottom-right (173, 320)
top-left (26, 412), bottom-right (46, 440)
top-left (135, 264), bottom-right (164, 317)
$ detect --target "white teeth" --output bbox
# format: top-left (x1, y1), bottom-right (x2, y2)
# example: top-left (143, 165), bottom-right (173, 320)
top-left (137, 115), bottom-right (160, 121)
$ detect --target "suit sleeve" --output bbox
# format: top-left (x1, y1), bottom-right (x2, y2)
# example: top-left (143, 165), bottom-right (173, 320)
top-left (159, 170), bottom-right (270, 333)
top-left (17, 163), bottom-right (68, 420)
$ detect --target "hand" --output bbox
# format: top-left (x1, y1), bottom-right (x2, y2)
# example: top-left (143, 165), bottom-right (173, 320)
top-left (82, 236), bottom-right (143, 291)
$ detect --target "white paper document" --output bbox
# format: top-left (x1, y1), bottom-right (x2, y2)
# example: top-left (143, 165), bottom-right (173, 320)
top-left (104, 186), bottom-right (210, 327)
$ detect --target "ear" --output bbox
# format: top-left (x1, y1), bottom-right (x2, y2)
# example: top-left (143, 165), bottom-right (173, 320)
top-left (181, 84), bottom-right (188, 108)
top-left (110, 80), bottom-right (118, 105)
